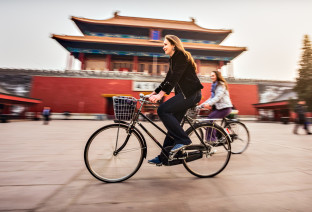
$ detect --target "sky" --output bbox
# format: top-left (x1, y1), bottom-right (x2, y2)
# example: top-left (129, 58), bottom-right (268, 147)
top-left (1, 0), bottom-right (312, 81)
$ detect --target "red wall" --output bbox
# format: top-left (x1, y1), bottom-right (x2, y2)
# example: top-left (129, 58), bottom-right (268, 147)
top-left (30, 76), bottom-right (259, 115)
top-left (199, 83), bottom-right (259, 115)
top-left (30, 76), bottom-right (136, 113)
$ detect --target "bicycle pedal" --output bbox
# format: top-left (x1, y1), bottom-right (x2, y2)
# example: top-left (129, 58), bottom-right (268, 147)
top-left (168, 152), bottom-right (176, 161)
top-left (168, 155), bottom-right (174, 161)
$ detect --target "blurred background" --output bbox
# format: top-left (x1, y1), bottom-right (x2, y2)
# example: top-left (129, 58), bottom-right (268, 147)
top-left (0, 0), bottom-right (312, 123)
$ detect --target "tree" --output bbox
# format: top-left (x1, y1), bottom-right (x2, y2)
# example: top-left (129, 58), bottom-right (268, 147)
top-left (294, 35), bottom-right (312, 111)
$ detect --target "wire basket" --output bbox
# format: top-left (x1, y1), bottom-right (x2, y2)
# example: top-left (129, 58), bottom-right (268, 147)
top-left (186, 107), bottom-right (199, 119)
top-left (113, 96), bottom-right (137, 121)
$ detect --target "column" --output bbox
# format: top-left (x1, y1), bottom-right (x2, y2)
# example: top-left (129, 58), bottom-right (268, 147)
top-left (195, 59), bottom-right (201, 74)
top-left (66, 52), bottom-right (73, 70)
top-left (152, 55), bottom-right (157, 75)
top-left (133, 56), bottom-right (138, 72)
top-left (78, 53), bottom-right (85, 70)
top-left (106, 55), bottom-right (111, 71)
top-left (218, 61), bottom-right (225, 76)
top-left (218, 61), bottom-right (224, 69)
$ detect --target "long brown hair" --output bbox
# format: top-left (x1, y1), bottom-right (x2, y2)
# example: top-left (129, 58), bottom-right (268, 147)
top-left (212, 70), bottom-right (229, 90)
top-left (165, 35), bottom-right (197, 71)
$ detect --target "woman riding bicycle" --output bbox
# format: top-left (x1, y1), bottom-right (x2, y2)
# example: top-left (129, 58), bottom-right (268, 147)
top-left (148, 35), bottom-right (203, 165)
top-left (199, 70), bottom-right (233, 141)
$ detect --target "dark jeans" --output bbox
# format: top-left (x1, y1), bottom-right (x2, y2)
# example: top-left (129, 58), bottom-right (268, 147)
top-left (158, 91), bottom-right (202, 149)
top-left (205, 107), bottom-right (232, 141)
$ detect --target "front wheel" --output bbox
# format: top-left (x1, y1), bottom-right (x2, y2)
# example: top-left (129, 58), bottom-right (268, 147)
top-left (183, 122), bottom-right (231, 178)
top-left (84, 123), bottom-right (145, 183)
top-left (224, 121), bottom-right (250, 154)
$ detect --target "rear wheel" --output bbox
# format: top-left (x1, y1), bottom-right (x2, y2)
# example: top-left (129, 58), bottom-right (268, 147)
top-left (225, 121), bottom-right (250, 154)
top-left (183, 122), bottom-right (231, 178)
top-left (84, 124), bottom-right (144, 183)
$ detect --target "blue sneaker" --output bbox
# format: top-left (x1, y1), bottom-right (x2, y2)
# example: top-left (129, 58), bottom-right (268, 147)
top-left (148, 156), bottom-right (162, 166)
top-left (170, 144), bottom-right (189, 153)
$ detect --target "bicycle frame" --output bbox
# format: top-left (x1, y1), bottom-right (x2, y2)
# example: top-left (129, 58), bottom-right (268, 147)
top-left (85, 95), bottom-right (234, 183)
top-left (221, 117), bottom-right (237, 127)
top-left (184, 111), bottom-right (235, 129)
top-left (114, 96), bottom-right (208, 158)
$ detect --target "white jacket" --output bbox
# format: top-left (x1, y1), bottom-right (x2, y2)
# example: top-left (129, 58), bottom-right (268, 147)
top-left (201, 82), bottom-right (233, 110)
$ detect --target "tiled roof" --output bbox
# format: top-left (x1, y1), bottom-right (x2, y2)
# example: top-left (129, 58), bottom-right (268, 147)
top-left (52, 35), bottom-right (246, 52)
top-left (71, 14), bottom-right (232, 34)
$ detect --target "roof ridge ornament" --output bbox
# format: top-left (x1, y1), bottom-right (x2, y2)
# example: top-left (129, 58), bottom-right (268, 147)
top-left (114, 11), bottom-right (120, 18)
top-left (190, 17), bottom-right (196, 23)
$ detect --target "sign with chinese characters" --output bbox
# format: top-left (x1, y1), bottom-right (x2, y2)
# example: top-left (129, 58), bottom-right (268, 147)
top-left (133, 81), bottom-right (160, 91)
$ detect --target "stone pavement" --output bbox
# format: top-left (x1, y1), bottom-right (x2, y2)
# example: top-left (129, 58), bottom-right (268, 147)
top-left (0, 120), bottom-right (311, 211)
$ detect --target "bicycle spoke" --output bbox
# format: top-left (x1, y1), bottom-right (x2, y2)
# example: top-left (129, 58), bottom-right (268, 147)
top-left (116, 147), bottom-right (145, 154)
top-left (226, 121), bottom-right (250, 154)
top-left (183, 122), bottom-right (231, 178)
top-left (84, 124), bottom-right (144, 183)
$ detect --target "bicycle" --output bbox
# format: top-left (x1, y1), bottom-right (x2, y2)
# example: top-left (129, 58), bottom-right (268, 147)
top-left (220, 117), bottom-right (250, 154)
top-left (182, 107), bottom-right (250, 154)
top-left (84, 94), bottom-right (231, 183)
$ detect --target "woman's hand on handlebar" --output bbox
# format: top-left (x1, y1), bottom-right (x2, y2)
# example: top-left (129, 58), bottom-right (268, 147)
top-left (200, 103), bottom-right (212, 110)
top-left (149, 91), bottom-right (165, 103)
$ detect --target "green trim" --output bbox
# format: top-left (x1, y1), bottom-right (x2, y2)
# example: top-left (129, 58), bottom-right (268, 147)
top-left (67, 47), bottom-right (233, 61)
top-left (85, 31), bottom-right (148, 40)
top-left (84, 31), bottom-right (220, 44)
top-left (180, 38), bottom-right (219, 44)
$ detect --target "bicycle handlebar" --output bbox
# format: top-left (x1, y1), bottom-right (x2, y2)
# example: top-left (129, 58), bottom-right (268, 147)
top-left (139, 93), bottom-right (151, 104)
top-left (138, 94), bottom-right (211, 112)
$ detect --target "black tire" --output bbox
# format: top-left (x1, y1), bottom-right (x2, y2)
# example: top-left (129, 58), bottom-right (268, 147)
top-left (183, 122), bottom-right (231, 178)
top-left (224, 121), bottom-right (250, 154)
top-left (84, 124), bottom-right (144, 183)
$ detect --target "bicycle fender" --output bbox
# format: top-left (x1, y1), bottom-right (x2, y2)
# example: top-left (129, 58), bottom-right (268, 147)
top-left (132, 126), bottom-right (147, 159)
top-left (225, 119), bottom-right (238, 124)
top-left (186, 122), bottom-right (232, 143)
top-left (184, 122), bottom-right (202, 134)
top-left (114, 120), bottom-right (147, 159)
top-left (114, 120), bottom-right (128, 124)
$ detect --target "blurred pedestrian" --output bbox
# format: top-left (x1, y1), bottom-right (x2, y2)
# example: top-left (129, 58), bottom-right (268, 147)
top-left (0, 104), bottom-right (5, 123)
top-left (293, 101), bottom-right (311, 135)
top-left (42, 106), bottom-right (51, 125)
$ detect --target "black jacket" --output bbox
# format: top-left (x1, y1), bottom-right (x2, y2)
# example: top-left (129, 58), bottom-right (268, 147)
top-left (155, 50), bottom-right (203, 98)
